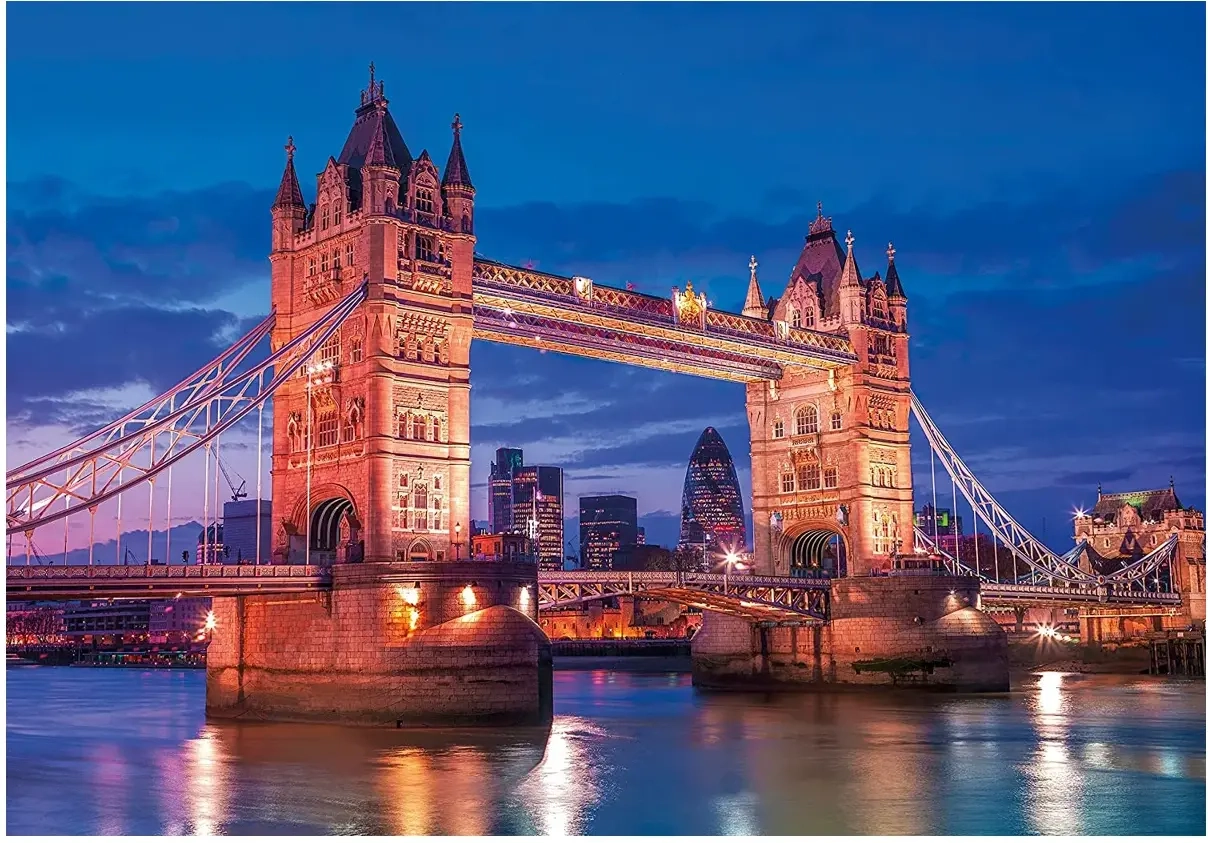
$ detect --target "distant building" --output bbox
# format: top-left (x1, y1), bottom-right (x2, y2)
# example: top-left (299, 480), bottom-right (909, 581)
top-left (488, 447), bottom-right (524, 534)
top-left (471, 532), bottom-right (534, 564)
top-left (580, 495), bottom-right (639, 570)
top-left (914, 504), bottom-right (963, 538)
top-left (678, 427), bottom-right (746, 555)
top-left (513, 465), bottom-right (565, 570)
top-left (636, 527), bottom-right (646, 546)
top-left (149, 598), bottom-right (211, 644)
top-left (222, 499), bottom-right (272, 564)
top-left (196, 523), bottom-right (225, 563)
top-left (486, 448), bottom-right (564, 570)
top-left (64, 601), bottom-right (151, 644)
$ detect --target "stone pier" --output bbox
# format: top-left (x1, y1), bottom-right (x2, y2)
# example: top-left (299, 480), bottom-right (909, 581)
top-left (206, 562), bottom-right (552, 726)
top-left (692, 572), bottom-right (1008, 692)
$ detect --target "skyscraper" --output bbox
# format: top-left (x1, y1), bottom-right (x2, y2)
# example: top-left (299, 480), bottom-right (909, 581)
top-left (580, 495), bottom-right (639, 570)
top-left (679, 427), bottom-right (747, 555)
top-left (513, 465), bottom-right (565, 570)
top-left (488, 447), bottom-right (524, 534)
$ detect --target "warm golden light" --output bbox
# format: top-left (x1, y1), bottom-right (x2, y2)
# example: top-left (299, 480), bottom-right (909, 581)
top-left (407, 607), bottom-right (420, 632)
top-left (461, 585), bottom-right (477, 607)
top-left (203, 611), bottom-right (217, 633)
top-left (519, 586), bottom-right (531, 610)
top-left (398, 586), bottom-right (419, 605)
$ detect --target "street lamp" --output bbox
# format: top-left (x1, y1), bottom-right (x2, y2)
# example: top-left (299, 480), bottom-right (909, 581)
top-left (455, 521), bottom-right (462, 561)
top-left (724, 550), bottom-right (738, 591)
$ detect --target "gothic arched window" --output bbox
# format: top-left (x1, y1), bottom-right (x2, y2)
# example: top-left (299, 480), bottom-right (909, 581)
top-left (830, 411), bottom-right (842, 431)
top-left (316, 411), bottom-right (339, 448)
top-left (804, 307), bottom-right (815, 328)
top-left (781, 470), bottom-right (795, 494)
top-left (824, 467), bottom-right (839, 489)
top-left (432, 416), bottom-right (442, 443)
top-left (803, 465), bottom-right (821, 490)
top-left (790, 308), bottom-right (801, 328)
top-left (413, 485), bottom-right (429, 530)
top-left (796, 405), bottom-right (819, 436)
top-left (772, 419), bottom-right (784, 439)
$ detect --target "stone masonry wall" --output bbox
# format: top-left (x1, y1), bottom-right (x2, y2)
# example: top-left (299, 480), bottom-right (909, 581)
top-left (693, 573), bottom-right (1008, 692)
top-left (207, 562), bottom-right (552, 725)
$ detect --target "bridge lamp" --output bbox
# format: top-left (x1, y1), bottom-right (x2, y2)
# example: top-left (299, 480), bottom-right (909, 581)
top-left (519, 585), bottom-right (531, 611)
top-left (461, 584), bottom-right (477, 608)
top-left (203, 611), bottom-right (217, 633)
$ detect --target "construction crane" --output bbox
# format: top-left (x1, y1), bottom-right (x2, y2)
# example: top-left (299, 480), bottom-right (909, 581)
top-left (217, 456), bottom-right (248, 502)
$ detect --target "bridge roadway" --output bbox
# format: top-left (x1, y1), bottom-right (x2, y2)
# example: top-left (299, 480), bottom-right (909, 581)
top-left (5, 564), bottom-right (1182, 618)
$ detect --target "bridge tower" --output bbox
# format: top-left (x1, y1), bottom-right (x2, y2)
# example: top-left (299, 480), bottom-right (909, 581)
top-left (207, 68), bottom-right (550, 727)
top-left (747, 207), bottom-right (915, 576)
top-left (269, 69), bottom-right (474, 566)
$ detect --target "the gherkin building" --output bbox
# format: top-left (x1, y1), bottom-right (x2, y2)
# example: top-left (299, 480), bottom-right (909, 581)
top-left (678, 427), bottom-right (747, 554)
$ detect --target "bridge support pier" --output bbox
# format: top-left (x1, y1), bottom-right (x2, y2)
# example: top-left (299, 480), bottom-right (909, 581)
top-left (691, 573), bottom-right (1008, 692)
top-left (206, 562), bottom-right (552, 726)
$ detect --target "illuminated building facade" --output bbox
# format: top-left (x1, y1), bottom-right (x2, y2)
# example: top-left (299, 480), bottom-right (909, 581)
top-left (580, 495), bottom-right (639, 570)
top-left (678, 427), bottom-right (747, 556)
top-left (513, 465), bottom-right (565, 570)
top-left (488, 447), bottom-right (523, 533)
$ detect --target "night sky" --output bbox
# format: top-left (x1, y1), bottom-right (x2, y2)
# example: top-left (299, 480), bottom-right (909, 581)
top-left (7, 3), bottom-right (1205, 553)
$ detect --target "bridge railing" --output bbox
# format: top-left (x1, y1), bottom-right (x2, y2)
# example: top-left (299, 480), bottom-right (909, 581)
top-left (537, 571), bottom-right (830, 589)
top-left (6, 564), bottom-right (331, 581)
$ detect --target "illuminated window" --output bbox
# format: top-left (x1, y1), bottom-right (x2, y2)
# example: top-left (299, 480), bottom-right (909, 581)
top-left (416, 236), bottom-right (436, 262)
top-left (824, 467), bottom-right (839, 489)
top-left (804, 307), bottom-right (815, 328)
top-left (416, 187), bottom-right (435, 216)
top-left (772, 419), bottom-right (784, 439)
top-left (790, 308), bottom-right (801, 328)
top-left (317, 412), bottom-right (339, 447)
top-left (781, 470), bottom-right (795, 494)
top-left (796, 405), bottom-right (818, 436)
top-left (831, 411), bottom-right (842, 431)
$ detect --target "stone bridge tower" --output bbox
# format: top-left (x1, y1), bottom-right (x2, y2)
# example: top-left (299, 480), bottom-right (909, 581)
top-left (268, 67), bottom-right (474, 566)
top-left (746, 206), bottom-right (914, 576)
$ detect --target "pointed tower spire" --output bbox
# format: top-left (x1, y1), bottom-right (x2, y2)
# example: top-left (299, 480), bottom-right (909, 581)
top-left (442, 113), bottom-right (474, 190)
top-left (742, 255), bottom-right (768, 319)
top-left (273, 136), bottom-right (305, 209)
top-left (885, 241), bottom-right (906, 300)
top-left (839, 230), bottom-right (861, 287)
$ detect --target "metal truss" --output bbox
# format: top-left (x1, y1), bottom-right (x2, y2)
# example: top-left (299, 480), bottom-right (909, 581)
top-left (909, 392), bottom-right (1179, 587)
top-left (980, 581), bottom-right (1181, 608)
top-left (472, 259), bottom-right (858, 382)
top-left (6, 563), bottom-right (332, 600)
top-left (6, 283), bottom-right (367, 535)
top-left (913, 526), bottom-right (986, 580)
top-left (536, 570), bottom-right (831, 621)
top-left (7, 313), bottom-right (275, 484)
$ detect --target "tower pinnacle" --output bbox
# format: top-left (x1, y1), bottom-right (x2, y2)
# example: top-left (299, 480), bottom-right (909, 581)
top-left (742, 254), bottom-right (768, 320)
top-left (272, 135), bottom-right (305, 209)
top-left (885, 240), bottom-right (906, 300)
top-left (839, 229), bottom-right (861, 289)
top-left (442, 112), bottom-right (474, 190)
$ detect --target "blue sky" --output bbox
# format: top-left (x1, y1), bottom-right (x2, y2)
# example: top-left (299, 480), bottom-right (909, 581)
top-left (7, 3), bottom-right (1205, 551)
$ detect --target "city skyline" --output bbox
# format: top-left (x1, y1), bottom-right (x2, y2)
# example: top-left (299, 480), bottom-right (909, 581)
top-left (7, 4), bottom-right (1204, 555)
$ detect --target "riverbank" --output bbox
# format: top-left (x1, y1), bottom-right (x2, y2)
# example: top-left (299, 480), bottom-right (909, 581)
top-left (1008, 640), bottom-right (1157, 675)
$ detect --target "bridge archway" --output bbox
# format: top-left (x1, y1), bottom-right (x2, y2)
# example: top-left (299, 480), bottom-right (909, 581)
top-left (405, 538), bottom-right (434, 563)
top-left (289, 484), bottom-right (362, 563)
top-left (783, 522), bottom-right (848, 579)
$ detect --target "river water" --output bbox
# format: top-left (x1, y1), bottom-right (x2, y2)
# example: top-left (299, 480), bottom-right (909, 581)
top-left (6, 667), bottom-right (1204, 835)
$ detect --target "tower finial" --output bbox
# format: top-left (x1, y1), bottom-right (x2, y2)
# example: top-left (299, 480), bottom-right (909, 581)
top-left (452, 113), bottom-right (463, 136)
top-left (887, 241), bottom-right (895, 263)
top-left (1098, 481), bottom-right (1103, 495)
top-left (1170, 475), bottom-right (1175, 490)
top-left (817, 201), bottom-right (823, 217)
top-left (845, 230), bottom-right (855, 253)
top-left (369, 61), bottom-right (375, 92)
top-left (285, 136), bottom-right (296, 162)
top-left (749, 255), bottom-right (758, 279)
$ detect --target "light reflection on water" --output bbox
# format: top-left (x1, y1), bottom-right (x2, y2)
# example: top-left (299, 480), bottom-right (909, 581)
top-left (5, 668), bottom-right (1204, 835)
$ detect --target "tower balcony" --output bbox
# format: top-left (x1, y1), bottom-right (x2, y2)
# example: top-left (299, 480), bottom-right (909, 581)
top-left (304, 268), bottom-right (345, 306)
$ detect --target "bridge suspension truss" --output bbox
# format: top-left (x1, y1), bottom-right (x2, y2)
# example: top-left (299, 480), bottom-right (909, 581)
top-left (909, 391), bottom-right (1179, 594)
top-left (5, 282), bottom-right (368, 566)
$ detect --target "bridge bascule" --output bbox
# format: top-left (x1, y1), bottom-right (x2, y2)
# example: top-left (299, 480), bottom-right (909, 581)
top-left (4, 68), bottom-right (1202, 720)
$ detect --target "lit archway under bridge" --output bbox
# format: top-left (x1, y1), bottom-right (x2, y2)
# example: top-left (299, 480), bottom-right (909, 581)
top-left (788, 528), bottom-right (847, 579)
top-left (310, 497), bottom-right (362, 563)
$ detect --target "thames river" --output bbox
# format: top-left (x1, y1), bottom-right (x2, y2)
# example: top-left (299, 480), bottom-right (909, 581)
top-left (6, 667), bottom-right (1204, 835)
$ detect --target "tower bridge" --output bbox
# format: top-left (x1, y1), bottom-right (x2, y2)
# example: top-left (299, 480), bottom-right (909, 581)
top-left (6, 67), bottom-right (1203, 723)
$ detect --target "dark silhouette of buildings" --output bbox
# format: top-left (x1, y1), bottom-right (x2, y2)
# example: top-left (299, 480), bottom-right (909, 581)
top-left (580, 495), bottom-right (639, 570)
